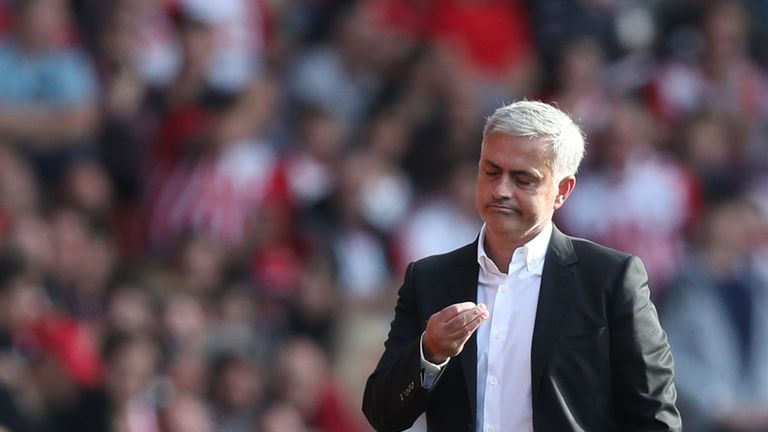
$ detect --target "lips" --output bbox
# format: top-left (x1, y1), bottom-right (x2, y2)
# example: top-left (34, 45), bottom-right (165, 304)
top-left (486, 203), bottom-right (518, 213)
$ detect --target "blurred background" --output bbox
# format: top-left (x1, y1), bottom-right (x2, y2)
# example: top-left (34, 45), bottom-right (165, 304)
top-left (0, 0), bottom-right (766, 431)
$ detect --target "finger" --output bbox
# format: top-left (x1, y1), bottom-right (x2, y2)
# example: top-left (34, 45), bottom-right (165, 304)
top-left (451, 309), bottom-right (489, 339)
top-left (477, 303), bottom-right (488, 315)
top-left (445, 306), bottom-right (486, 332)
top-left (448, 307), bottom-right (489, 338)
top-left (443, 308), bottom-right (474, 332)
top-left (437, 301), bottom-right (477, 322)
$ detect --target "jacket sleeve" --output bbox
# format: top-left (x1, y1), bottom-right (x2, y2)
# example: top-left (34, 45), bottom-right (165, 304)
top-left (610, 256), bottom-right (682, 431)
top-left (362, 262), bottom-right (437, 432)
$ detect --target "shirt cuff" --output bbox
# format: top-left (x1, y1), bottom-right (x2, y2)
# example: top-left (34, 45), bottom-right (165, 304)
top-left (419, 332), bottom-right (449, 389)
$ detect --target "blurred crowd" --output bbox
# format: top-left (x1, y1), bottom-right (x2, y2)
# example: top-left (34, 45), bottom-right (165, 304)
top-left (0, 0), bottom-right (766, 431)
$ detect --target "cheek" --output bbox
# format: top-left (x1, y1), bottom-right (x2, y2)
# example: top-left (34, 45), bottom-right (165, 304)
top-left (475, 180), bottom-right (488, 201)
top-left (519, 196), bottom-right (537, 214)
top-left (520, 192), bottom-right (547, 214)
top-left (539, 190), bottom-right (561, 212)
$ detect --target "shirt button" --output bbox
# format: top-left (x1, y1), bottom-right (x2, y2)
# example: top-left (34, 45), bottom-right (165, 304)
top-left (489, 377), bottom-right (498, 386)
top-left (500, 286), bottom-right (508, 293)
top-left (494, 332), bottom-right (502, 340)
top-left (488, 426), bottom-right (497, 432)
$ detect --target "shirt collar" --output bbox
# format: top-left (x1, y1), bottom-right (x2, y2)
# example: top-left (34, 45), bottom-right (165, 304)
top-left (477, 222), bottom-right (553, 276)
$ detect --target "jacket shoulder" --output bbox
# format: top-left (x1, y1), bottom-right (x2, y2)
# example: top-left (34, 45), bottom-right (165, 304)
top-left (410, 241), bottom-right (477, 272)
top-left (564, 234), bottom-right (635, 268)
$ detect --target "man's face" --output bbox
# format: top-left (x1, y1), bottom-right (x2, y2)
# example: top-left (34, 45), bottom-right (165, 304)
top-left (475, 132), bottom-right (574, 245)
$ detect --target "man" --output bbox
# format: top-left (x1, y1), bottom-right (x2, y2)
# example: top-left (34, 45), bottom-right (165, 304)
top-left (0, 0), bottom-right (98, 185)
top-left (362, 101), bottom-right (681, 431)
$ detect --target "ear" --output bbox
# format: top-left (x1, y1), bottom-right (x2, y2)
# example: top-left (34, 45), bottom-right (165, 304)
top-left (553, 176), bottom-right (576, 210)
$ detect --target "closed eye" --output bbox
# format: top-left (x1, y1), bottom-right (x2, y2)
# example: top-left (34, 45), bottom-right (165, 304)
top-left (480, 159), bottom-right (502, 177)
top-left (516, 177), bottom-right (538, 187)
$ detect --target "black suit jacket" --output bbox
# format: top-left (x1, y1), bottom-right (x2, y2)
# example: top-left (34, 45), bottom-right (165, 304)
top-left (363, 227), bottom-right (681, 431)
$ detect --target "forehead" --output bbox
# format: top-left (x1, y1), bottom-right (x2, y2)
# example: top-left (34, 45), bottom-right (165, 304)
top-left (480, 132), bottom-right (553, 169)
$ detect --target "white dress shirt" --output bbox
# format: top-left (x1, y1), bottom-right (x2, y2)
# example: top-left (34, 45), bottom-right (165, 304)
top-left (420, 223), bottom-right (552, 432)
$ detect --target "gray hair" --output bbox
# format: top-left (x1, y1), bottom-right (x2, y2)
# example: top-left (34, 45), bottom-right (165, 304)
top-left (483, 100), bottom-right (586, 183)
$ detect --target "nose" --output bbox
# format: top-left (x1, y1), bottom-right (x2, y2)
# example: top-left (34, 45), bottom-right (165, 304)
top-left (492, 175), bottom-right (513, 200)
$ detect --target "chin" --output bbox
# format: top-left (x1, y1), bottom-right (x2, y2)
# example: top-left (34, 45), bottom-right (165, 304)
top-left (488, 215), bottom-right (541, 236)
top-left (485, 220), bottom-right (525, 238)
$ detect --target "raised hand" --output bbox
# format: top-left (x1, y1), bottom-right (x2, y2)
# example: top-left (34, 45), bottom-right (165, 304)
top-left (422, 302), bottom-right (490, 364)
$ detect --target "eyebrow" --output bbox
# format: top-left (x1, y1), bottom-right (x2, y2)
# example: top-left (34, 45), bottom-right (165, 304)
top-left (480, 159), bottom-right (543, 179)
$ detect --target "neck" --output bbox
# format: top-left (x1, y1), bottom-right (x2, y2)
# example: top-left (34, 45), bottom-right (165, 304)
top-left (484, 225), bottom-right (543, 273)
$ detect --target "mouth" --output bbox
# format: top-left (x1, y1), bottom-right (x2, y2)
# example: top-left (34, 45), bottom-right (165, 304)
top-left (486, 204), bottom-right (518, 214)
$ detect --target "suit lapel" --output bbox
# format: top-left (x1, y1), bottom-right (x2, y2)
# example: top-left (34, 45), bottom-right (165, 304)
top-left (447, 240), bottom-right (481, 426)
top-left (530, 227), bottom-right (577, 405)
